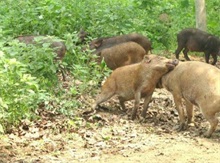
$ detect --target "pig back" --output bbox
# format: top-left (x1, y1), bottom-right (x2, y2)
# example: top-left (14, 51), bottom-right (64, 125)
top-left (50, 41), bottom-right (66, 60)
top-left (99, 42), bottom-right (146, 69)
top-left (178, 28), bottom-right (220, 53)
top-left (16, 35), bottom-right (66, 60)
top-left (90, 33), bottom-right (152, 54)
top-left (127, 33), bottom-right (152, 53)
top-left (161, 61), bottom-right (220, 99)
top-left (17, 35), bottom-right (36, 44)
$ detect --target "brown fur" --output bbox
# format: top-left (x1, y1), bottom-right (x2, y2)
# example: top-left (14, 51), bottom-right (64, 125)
top-left (16, 35), bottom-right (66, 80)
top-left (93, 55), bottom-right (178, 120)
top-left (77, 29), bottom-right (88, 44)
top-left (97, 42), bottom-right (146, 70)
top-left (160, 61), bottom-right (220, 137)
top-left (89, 33), bottom-right (152, 55)
top-left (16, 35), bottom-right (66, 60)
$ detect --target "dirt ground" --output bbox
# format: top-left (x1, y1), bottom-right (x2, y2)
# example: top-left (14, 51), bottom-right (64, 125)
top-left (1, 55), bottom-right (220, 163)
top-left (1, 88), bottom-right (220, 163)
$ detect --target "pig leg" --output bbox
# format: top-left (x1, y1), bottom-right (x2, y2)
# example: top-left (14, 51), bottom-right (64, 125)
top-left (92, 91), bottom-right (115, 110)
top-left (174, 45), bottom-right (183, 59)
top-left (118, 97), bottom-right (126, 111)
top-left (173, 95), bottom-right (186, 131)
top-left (141, 93), bottom-right (153, 118)
top-left (210, 53), bottom-right (217, 65)
top-left (104, 56), bottom-right (117, 70)
top-left (202, 111), bottom-right (218, 138)
top-left (131, 91), bottom-right (141, 120)
top-left (204, 52), bottom-right (211, 64)
top-left (60, 67), bottom-right (66, 81)
top-left (183, 48), bottom-right (191, 61)
top-left (204, 52), bottom-right (217, 65)
top-left (185, 100), bottom-right (194, 124)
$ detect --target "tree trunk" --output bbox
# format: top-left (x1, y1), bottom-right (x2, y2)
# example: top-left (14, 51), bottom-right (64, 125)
top-left (195, 0), bottom-right (207, 31)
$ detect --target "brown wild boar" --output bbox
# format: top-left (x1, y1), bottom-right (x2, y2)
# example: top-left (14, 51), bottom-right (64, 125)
top-left (175, 28), bottom-right (220, 65)
top-left (158, 61), bottom-right (220, 137)
top-left (97, 42), bottom-right (146, 70)
top-left (16, 35), bottom-right (67, 80)
top-left (93, 55), bottom-right (179, 120)
top-left (89, 33), bottom-right (152, 55)
top-left (77, 28), bottom-right (88, 44)
top-left (16, 35), bottom-right (66, 60)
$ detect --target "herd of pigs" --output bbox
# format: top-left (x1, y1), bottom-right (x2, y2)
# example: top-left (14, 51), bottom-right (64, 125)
top-left (15, 28), bottom-right (220, 138)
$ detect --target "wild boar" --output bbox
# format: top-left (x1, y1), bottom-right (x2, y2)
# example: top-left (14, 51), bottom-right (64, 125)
top-left (93, 55), bottom-right (179, 120)
top-left (89, 33), bottom-right (152, 55)
top-left (174, 28), bottom-right (220, 65)
top-left (97, 42), bottom-right (146, 70)
top-left (158, 61), bottom-right (220, 137)
top-left (16, 35), bottom-right (66, 60)
top-left (16, 35), bottom-right (67, 80)
top-left (77, 28), bottom-right (88, 44)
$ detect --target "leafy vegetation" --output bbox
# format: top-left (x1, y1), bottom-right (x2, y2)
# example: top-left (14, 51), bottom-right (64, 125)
top-left (0, 0), bottom-right (219, 132)
top-left (0, 50), bottom-right (46, 130)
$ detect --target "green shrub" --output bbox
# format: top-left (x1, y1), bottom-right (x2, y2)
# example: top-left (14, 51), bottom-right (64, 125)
top-left (3, 38), bottom-right (60, 90)
top-left (0, 51), bottom-right (48, 132)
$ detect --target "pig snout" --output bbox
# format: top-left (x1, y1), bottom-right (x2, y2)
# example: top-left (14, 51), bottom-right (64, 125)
top-left (166, 59), bottom-right (179, 70)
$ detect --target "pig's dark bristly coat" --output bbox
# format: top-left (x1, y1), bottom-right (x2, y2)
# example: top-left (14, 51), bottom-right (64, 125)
top-left (89, 33), bottom-right (152, 55)
top-left (175, 28), bottom-right (220, 65)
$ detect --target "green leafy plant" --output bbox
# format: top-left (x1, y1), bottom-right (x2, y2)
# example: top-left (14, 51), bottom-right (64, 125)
top-left (3, 38), bottom-right (60, 90)
top-left (0, 51), bottom-right (48, 131)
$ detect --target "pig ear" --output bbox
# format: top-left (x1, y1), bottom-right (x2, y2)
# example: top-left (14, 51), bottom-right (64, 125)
top-left (94, 39), bottom-right (103, 48)
top-left (143, 55), bottom-right (149, 60)
top-left (143, 55), bottom-right (151, 63)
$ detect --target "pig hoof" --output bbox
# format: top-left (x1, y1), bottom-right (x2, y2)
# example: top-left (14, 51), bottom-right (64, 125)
top-left (130, 114), bottom-right (137, 120)
top-left (176, 127), bottom-right (183, 132)
top-left (82, 108), bottom-right (96, 115)
top-left (92, 104), bottom-right (97, 110)
top-left (204, 132), bottom-right (212, 138)
top-left (131, 111), bottom-right (137, 120)
top-left (141, 113), bottom-right (147, 119)
top-left (139, 117), bottom-right (146, 123)
top-left (175, 123), bottom-right (186, 132)
top-left (131, 116), bottom-right (136, 120)
top-left (187, 122), bottom-right (195, 127)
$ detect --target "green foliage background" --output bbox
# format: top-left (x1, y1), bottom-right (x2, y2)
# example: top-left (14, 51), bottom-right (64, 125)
top-left (0, 0), bottom-right (219, 132)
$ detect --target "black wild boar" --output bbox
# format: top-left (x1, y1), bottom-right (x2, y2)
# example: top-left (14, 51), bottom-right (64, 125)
top-left (97, 42), bottom-right (146, 70)
top-left (89, 33), bottom-right (152, 55)
top-left (158, 61), bottom-right (220, 137)
top-left (93, 55), bottom-right (178, 120)
top-left (16, 35), bottom-right (66, 60)
top-left (175, 28), bottom-right (220, 65)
